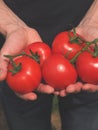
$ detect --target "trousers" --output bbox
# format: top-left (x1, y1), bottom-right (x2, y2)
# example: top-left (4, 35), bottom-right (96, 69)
top-left (1, 81), bottom-right (98, 130)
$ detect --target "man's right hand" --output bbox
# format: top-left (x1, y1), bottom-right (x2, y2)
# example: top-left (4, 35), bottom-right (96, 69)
top-left (0, 25), bottom-right (55, 100)
top-left (0, 26), bottom-right (42, 81)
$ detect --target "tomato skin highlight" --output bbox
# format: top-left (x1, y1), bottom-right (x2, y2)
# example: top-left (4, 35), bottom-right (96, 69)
top-left (76, 51), bottom-right (98, 84)
top-left (52, 31), bottom-right (83, 60)
top-left (24, 42), bottom-right (52, 66)
top-left (6, 56), bottom-right (42, 94)
top-left (42, 54), bottom-right (77, 90)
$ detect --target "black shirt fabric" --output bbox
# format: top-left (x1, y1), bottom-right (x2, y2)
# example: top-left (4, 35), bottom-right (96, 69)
top-left (3, 0), bottom-right (93, 45)
top-left (2, 2), bottom-right (98, 130)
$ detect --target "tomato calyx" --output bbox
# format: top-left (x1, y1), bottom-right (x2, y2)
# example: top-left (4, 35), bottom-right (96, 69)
top-left (4, 51), bottom-right (40, 75)
top-left (93, 40), bottom-right (98, 57)
top-left (26, 50), bottom-right (40, 64)
top-left (4, 55), bottom-right (22, 75)
top-left (70, 38), bottom-right (98, 64)
top-left (69, 28), bottom-right (85, 44)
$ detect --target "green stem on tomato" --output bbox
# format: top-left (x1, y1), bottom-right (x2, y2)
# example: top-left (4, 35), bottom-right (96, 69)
top-left (29, 50), bottom-right (40, 64)
top-left (69, 28), bottom-right (87, 44)
top-left (4, 55), bottom-right (22, 75)
top-left (4, 51), bottom-right (40, 63)
top-left (4, 51), bottom-right (40, 75)
top-left (20, 51), bottom-right (40, 64)
top-left (70, 38), bottom-right (98, 64)
top-left (93, 43), bottom-right (98, 57)
top-left (70, 44), bottom-right (89, 64)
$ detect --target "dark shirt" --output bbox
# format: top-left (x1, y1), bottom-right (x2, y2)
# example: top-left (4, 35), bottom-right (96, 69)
top-left (3, 0), bottom-right (93, 45)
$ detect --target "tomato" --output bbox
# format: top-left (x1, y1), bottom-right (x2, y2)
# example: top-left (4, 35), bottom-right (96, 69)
top-left (76, 51), bottom-right (98, 84)
top-left (42, 54), bottom-right (77, 90)
top-left (6, 56), bottom-right (42, 94)
top-left (24, 42), bottom-right (52, 66)
top-left (52, 31), bottom-right (84, 60)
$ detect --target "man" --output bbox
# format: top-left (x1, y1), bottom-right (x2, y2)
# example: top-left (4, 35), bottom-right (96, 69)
top-left (0, 0), bottom-right (98, 130)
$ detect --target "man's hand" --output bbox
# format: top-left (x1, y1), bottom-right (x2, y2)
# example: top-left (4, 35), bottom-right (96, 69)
top-left (0, 26), bottom-right (56, 100)
top-left (0, 27), bottom-right (42, 81)
top-left (0, 0), bottom-right (55, 100)
top-left (53, 23), bottom-right (98, 97)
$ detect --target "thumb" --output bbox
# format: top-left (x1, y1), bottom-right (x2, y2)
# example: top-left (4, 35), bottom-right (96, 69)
top-left (0, 54), bottom-right (8, 81)
top-left (76, 27), bottom-right (83, 36)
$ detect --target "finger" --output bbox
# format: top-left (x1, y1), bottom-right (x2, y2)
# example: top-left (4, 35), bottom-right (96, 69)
top-left (37, 83), bottom-right (54, 94)
top-left (59, 89), bottom-right (67, 97)
top-left (82, 84), bottom-right (91, 91)
top-left (66, 82), bottom-right (83, 93)
top-left (75, 27), bottom-right (83, 35)
top-left (53, 91), bottom-right (60, 96)
top-left (26, 28), bottom-right (43, 45)
top-left (82, 84), bottom-right (98, 92)
top-left (15, 92), bottom-right (37, 101)
top-left (74, 82), bottom-right (83, 92)
top-left (0, 57), bottom-right (8, 81)
top-left (65, 84), bottom-right (75, 93)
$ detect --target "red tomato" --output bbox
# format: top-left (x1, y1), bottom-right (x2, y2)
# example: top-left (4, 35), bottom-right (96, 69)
top-left (52, 31), bottom-right (84, 60)
top-left (42, 54), bottom-right (77, 90)
top-left (76, 51), bottom-right (98, 84)
top-left (6, 56), bottom-right (42, 94)
top-left (24, 42), bottom-right (52, 66)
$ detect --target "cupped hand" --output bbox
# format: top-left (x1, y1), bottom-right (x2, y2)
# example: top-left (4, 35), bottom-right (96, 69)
top-left (0, 26), bottom-right (42, 81)
top-left (53, 23), bottom-right (98, 97)
top-left (0, 25), bottom-right (55, 100)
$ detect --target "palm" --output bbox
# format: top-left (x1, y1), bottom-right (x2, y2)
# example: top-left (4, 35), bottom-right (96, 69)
top-left (1, 28), bottom-right (42, 56)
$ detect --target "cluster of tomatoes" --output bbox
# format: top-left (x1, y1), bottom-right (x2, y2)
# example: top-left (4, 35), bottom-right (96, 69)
top-left (5, 30), bottom-right (98, 94)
